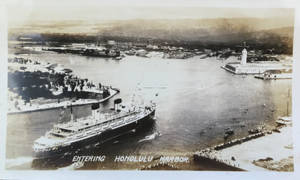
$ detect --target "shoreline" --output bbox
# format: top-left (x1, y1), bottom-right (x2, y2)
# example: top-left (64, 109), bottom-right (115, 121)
top-left (7, 88), bottom-right (119, 114)
top-left (7, 57), bottom-right (120, 114)
top-left (193, 124), bottom-right (293, 171)
top-left (5, 53), bottom-right (293, 171)
top-left (140, 124), bottom-right (293, 171)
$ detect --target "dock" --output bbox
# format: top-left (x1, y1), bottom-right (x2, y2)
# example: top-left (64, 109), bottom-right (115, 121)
top-left (221, 62), bottom-right (292, 75)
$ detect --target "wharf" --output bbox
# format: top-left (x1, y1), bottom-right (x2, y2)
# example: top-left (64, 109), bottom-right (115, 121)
top-left (221, 62), bottom-right (292, 75)
top-left (7, 88), bottom-right (119, 114)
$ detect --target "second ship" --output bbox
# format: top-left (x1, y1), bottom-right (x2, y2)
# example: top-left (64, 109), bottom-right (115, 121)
top-left (33, 98), bottom-right (156, 158)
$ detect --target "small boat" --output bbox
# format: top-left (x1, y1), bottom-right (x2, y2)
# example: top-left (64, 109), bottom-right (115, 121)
top-left (225, 128), bottom-right (234, 135)
top-left (224, 128), bottom-right (234, 139)
top-left (254, 69), bottom-right (292, 80)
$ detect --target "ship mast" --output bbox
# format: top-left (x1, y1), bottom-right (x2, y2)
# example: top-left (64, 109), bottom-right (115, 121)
top-left (130, 83), bottom-right (141, 106)
top-left (70, 103), bottom-right (74, 122)
top-left (91, 103), bottom-right (100, 118)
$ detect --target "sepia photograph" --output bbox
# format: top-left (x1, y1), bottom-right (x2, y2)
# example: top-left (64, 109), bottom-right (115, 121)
top-left (0, 0), bottom-right (299, 177)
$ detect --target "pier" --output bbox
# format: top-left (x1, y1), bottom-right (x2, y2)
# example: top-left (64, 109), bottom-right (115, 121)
top-left (221, 62), bottom-right (292, 75)
top-left (221, 42), bottom-right (292, 75)
top-left (7, 57), bottom-right (120, 114)
top-left (7, 88), bottom-right (119, 114)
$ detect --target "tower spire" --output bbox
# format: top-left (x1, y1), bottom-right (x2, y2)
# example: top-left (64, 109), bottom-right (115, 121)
top-left (240, 42), bottom-right (249, 65)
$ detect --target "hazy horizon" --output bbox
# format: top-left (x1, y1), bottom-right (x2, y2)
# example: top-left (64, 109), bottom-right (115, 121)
top-left (7, 2), bottom-right (294, 44)
top-left (8, 2), bottom-right (294, 26)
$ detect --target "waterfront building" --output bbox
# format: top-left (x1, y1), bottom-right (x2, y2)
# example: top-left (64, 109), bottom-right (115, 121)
top-left (222, 62), bottom-right (292, 74)
top-left (221, 43), bottom-right (292, 74)
top-left (241, 48), bottom-right (247, 65)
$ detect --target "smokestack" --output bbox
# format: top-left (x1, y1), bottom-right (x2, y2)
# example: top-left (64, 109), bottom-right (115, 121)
top-left (70, 103), bottom-right (74, 122)
top-left (114, 98), bottom-right (122, 111)
top-left (91, 103), bottom-right (100, 118)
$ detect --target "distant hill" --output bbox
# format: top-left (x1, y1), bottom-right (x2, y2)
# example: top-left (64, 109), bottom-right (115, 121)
top-left (93, 18), bottom-right (293, 40)
top-left (8, 18), bottom-right (294, 54)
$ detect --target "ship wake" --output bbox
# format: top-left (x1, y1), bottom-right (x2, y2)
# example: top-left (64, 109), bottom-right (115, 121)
top-left (57, 161), bottom-right (84, 170)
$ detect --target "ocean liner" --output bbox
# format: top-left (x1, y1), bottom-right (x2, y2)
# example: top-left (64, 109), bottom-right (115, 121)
top-left (33, 98), bottom-right (156, 158)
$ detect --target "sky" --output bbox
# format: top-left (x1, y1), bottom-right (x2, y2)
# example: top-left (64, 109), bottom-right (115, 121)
top-left (6, 0), bottom-right (295, 26)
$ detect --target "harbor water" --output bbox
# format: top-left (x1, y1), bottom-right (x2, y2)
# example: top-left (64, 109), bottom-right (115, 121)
top-left (6, 51), bottom-right (292, 169)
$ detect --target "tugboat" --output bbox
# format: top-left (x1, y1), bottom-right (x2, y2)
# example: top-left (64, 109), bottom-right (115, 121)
top-left (33, 98), bottom-right (156, 158)
top-left (224, 128), bottom-right (234, 139)
top-left (254, 69), bottom-right (292, 80)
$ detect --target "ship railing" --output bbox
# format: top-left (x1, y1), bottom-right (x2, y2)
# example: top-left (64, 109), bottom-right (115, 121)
top-left (101, 124), bottom-right (109, 130)
top-left (126, 115), bottom-right (140, 123)
top-left (110, 120), bottom-right (124, 128)
top-left (116, 119), bottom-right (125, 125)
top-left (107, 112), bottom-right (133, 121)
top-left (111, 122), bottom-right (118, 127)
top-left (85, 130), bottom-right (95, 135)
top-left (109, 122), bottom-right (116, 128)
top-left (50, 132), bottom-right (66, 138)
top-left (102, 111), bottom-right (137, 125)
top-left (35, 145), bottom-right (57, 152)
top-left (75, 134), bottom-right (85, 139)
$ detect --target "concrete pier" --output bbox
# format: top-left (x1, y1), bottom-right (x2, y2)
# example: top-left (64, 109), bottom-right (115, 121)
top-left (221, 62), bottom-right (292, 74)
top-left (7, 88), bottom-right (119, 114)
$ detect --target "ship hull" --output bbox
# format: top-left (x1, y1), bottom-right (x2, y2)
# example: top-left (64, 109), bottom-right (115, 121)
top-left (33, 110), bottom-right (155, 159)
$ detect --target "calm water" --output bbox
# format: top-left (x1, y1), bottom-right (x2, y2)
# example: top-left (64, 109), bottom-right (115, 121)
top-left (6, 51), bottom-right (292, 169)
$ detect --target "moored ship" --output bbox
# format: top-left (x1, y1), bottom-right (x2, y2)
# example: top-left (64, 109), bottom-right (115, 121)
top-left (33, 99), bottom-right (156, 158)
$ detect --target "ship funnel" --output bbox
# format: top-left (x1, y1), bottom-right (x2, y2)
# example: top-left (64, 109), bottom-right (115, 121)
top-left (91, 103), bottom-right (100, 118)
top-left (91, 103), bottom-right (100, 110)
top-left (70, 103), bottom-right (75, 122)
top-left (114, 98), bottom-right (122, 111)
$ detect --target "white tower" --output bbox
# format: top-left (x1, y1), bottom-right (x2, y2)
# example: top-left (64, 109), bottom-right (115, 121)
top-left (241, 48), bottom-right (247, 65)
